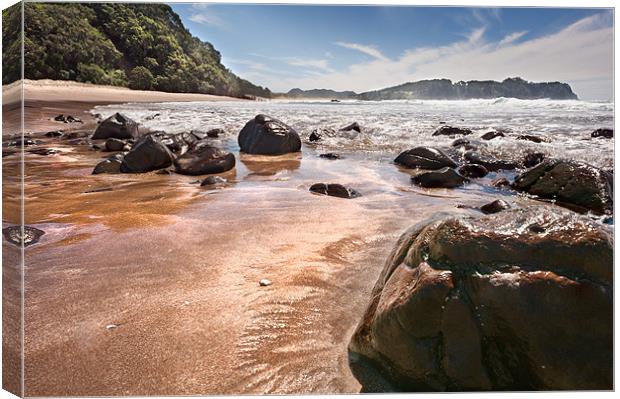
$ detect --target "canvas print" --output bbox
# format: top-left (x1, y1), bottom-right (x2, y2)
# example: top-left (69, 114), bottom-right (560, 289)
top-left (1, 1), bottom-right (614, 396)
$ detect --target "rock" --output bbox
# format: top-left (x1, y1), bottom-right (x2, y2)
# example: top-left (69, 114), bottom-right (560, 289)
top-left (464, 151), bottom-right (517, 171)
top-left (319, 153), bottom-right (342, 160)
top-left (238, 114), bottom-right (302, 155)
top-left (394, 147), bottom-right (457, 170)
top-left (479, 199), bottom-right (511, 214)
top-left (451, 138), bottom-right (470, 147)
top-left (516, 134), bottom-right (549, 143)
top-left (259, 279), bottom-right (272, 287)
top-left (92, 113), bottom-right (139, 140)
top-left (432, 126), bottom-right (472, 136)
top-left (309, 183), bottom-right (361, 199)
top-left (349, 206), bottom-right (612, 391)
top-left (480, 130), bottom-right (505, 140)
top-left (151, 131), bottom-right (197, 155)
top-left (104, 138), bottom-right (126, 152)
top-left (2, 225), bottom-right (45, 247)
top-left (309, 127), bottom-right (336, 142)
top-left (492, 177), bottom-right (511, 188)
top-left (144, 113), bottom-right (160, 121)
top-left (512, 159), bottom-right (613, 214)
top-left (411, 167), bottom-right (468, 188)
top-left (92, 154), bottom-right (123, 174)
top-left (120, 135), bottom-right (174, 173)
top-left (207, 128), bottom-right (224, 138)
top-left (457, 164), bottom-right (488, 178)
top-left (6, 137), bottom-right (38, 147)
top-left (45, 130), bottom-right (63, 137)
top-left (340, 122), bottom-right (361, 133)
top-left (591, 128), bottom-right (613, 139)
top-left (54, 114), bottom-right (66, 122)
top-left (61, 131), bottom-right (89, 140)
top-left (201, 176), bottom-right (228, 186)
top-left (522, 152), bottom-right (545, 168)
top-left (65, 115), bottom-right (82, 123)
top-left (174, 143), bottom-right (235, 175)
top-left (27, 148), bottom-right (60, 156)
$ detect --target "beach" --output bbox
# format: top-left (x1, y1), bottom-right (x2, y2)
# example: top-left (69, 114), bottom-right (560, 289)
top-left (2, 80), bottom-right (614, 394)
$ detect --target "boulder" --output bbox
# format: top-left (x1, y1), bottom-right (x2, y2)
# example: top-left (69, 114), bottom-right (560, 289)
top-left (394, 147), bottom-right (457, 170)
top-left (479, 199), bottom-right (511, 214)
top-left (464, 151), bottom-right (517, 171)
top-left (512, 159), bottom-right (613, 214)
top-left (480, 131), bottom-right (505, 140)
top-left (309, 183), bottom-right (361, 199)
top-left (457, 164), bottom-right (488, 178)
top-left (173, 143), bottom-right (235, 175)
top-left (340, 122), bottom-right (361, 133)
top-left (238, 114), bottom-right (302, 155)
top-left (591, 128), bottom-right (613, 139)
top-left (349, 206), bottom-right (612, 391)
top-left (515, 134), bottom-right (549, 143)
top-left (92, 113), bottom-right (139, 140)
top-left (104, 138), bottom-right (126, 152)
top-left (432, 126), bottom-right (472, 136)
top-left (411, 167), bottom-right (468, 188)
top-left (92, 154), bottom-right (124, 174)
top-left (120, 135), bottom-right (173, 173)
top-left (207, 128), bottom-right (224, 138)
top-left (451, 138), bottom-right (470, 147)
top-left (2, 225), bottom-right (45, 247)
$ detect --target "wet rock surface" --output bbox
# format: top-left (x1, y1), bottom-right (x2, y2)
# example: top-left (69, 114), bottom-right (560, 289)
top-left (411, 167), bottom-right (468, 188)
top-left (92, 113), bottom-right (139, 140)
top-left (349, 206), bottom-right (613, 391)
top-left (591, 128), bottom-right (613, 139)
top-left (457, 164), bottom-right (488, 178)
top-left (464, 151), bottom-right (517, 171)
top-left (319, 153), bottom-right (342, 160)
top-left (480, 131), bottom-right (505, 140)
top-left (120, 135), bottom-right (174, 173)
top-left (2, 225), bottom-right (46, 247)
top-left (340, 122), bottom-right (361, 133)
top-left (479, 199), bottom-right (511, 214)
top-left (104, 138), bottom-right (127, 152)
top-left (515, 134), bottom-right (549, 143)
top-left (432, 126), bottom-right (472, 137)
top-left (200, 175), bottom-right (228, 186)
top-left (92, 154), bottom-right (124, 174)
top-left (238, 114), bottom-right (302, 155)
top-left (394, 147), bottom-right (457, 170)
top-left (309, 183), bottom-right (361, 199)
top-left (174, 143), bottom-right (235, 175)
top-left (512, 159), bottom-right (613, 214)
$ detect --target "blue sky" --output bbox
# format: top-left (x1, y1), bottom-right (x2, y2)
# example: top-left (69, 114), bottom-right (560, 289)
top-left (171, 4), bottom-right (614, 100)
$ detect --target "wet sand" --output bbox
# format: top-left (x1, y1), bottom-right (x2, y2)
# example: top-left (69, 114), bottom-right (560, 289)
top-left (3, 92), bottom-right (536, 395)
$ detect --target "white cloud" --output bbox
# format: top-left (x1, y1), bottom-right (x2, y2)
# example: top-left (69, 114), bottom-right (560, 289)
top-left (334, 42), bottom-right (389, 61)
top-left (253, 12), bottom-right (612, 100)
top-left (188, 5), bottom-right (226, 28)
top-left (285, 57), bottom-right (333, 72)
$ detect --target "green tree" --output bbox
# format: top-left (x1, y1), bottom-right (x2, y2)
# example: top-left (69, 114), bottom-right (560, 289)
top-left (128, 66), bottom-right (154, 90)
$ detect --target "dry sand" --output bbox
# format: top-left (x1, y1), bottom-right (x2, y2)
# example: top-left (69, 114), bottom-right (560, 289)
top-left (2, 82), bottom-right (524, 395)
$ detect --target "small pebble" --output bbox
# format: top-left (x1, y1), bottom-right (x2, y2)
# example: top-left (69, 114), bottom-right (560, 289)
top-left (259, 279), bottom-right (272, 287)
top-left (106, 324), bottom-right (118, 330)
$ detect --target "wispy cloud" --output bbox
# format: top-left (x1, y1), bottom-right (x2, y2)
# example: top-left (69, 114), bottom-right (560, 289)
top-left (334, 41), bottom-right (389, 61)
top-left (253, 12), bottom-right (612, 100)
top-left (188, 5), bottom-right (226, 29)
top-left (285, 57), bottom-right (333, 72)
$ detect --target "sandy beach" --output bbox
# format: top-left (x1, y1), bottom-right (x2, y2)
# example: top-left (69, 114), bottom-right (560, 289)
top-left (2, 80), bottom-right (613, 395)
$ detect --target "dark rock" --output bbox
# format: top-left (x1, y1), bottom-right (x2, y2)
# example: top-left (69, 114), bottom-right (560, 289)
top-left (2, 225), bottom-right (45, 247)
top-left (394, 147), bottom-right (457, 170)
top-left (591, 128), bottom-right (613, 139)
top-left (54, 114), bottom-right (66, 122)
top-left (464, 151), bottom-right (517, 171)
top-left (45, 130), bottom-right (63, 137)
top-left (120, 135), bottom-right (173, 173)
top-left (6, 137), bottom-right (38, 147)
top-left (523, 152), bottom-right (545, 168)
top-left (201, 176), bottom-right (228, 186)
top-left (458, 164), bottom-right (488, 178)
top-left (104, 138), bottom-right (126, 152)
top-left (411, 167), bottom-right (468, 188)
top-left (27, 148), bottom-right (60, 156)
top-left (174, 143), bottom-right (235, 175)
top-left (65, 115), bottom-right (82, 123)
top-left (61, 131), bottom-right (89, 140)
top-left (238, 114), bottom-right (302, 155)
top-left (309, 183), bottom-right (361, 199)
top-left (150, 131), bottom-right (197, 155)
top-left (349, 206), bottom-right (612, 391)
top-left (516, 134), bottom-right (549, 143)
top-left (480, 199), bottom-right (511, 214)
top-left (512, 159), bottom-right (613, 214)
top-left (92, 154), bottom-right (124, 174)
top-left (492, 177), bottom-right (511, 188)
top-left (480, 130), bottom-right (505, 140)
top-left (92, 113), bottom-right (139, 140)
top-left (451, 138), bottom-right (470, 147)
top-left (340, 122), bottom-right (361, 133)
top-left (432, 126), bottom-right (472, 136)
top-left (319, 153), bottom-right (342, 160)
top-left (144, 113), bottom-right (160, 121)
top-left (207, 128), bottom-right (225, 138)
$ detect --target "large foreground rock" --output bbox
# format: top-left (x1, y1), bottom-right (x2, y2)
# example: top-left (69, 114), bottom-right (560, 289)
top-left (394, 147), bottom-right (457, 170)
top-left (92, 113), bottom-right (139, 140)
top-left (349, 206), bottom-right (612, 391)
top-left (173, 143), bottom-right (235, 175)
top-left (238, 114), bottom-right (301, 155)
top-left (512, 159), bottom-right (613, 214)
top-left (120, 135), bottom-right (174, 173)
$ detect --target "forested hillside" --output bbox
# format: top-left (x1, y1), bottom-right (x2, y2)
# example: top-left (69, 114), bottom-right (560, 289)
top-left (2, 2), bottom-right (271, 98)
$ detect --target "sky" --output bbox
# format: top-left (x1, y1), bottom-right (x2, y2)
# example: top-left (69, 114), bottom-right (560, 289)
top-left (171, 4), bottom-right (614, 100)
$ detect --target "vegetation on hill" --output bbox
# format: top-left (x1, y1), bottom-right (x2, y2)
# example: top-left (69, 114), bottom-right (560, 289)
top-left (2, 2), bottom-right (271, 98)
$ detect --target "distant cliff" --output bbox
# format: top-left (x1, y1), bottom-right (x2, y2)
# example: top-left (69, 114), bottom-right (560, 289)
top-left (358, 78), bottom-right (578, 100)
top-left (282, 78), bottom-right (578, 100)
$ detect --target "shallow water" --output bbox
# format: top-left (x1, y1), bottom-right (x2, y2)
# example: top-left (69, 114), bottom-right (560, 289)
top-left (94, 98), bottom-right (614, 168)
